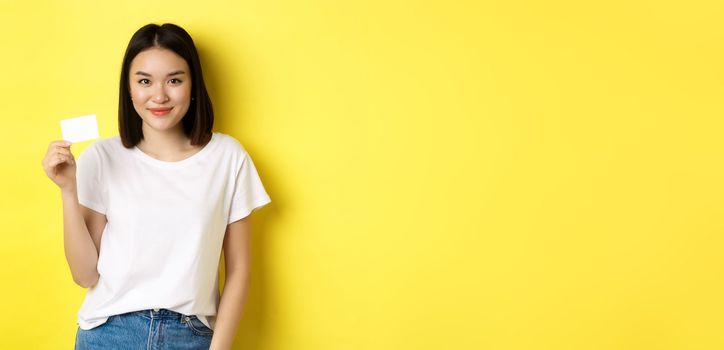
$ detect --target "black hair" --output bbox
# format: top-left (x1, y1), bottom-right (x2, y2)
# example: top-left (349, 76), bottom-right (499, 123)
top-left (118, 23), bottom-right (213, 148)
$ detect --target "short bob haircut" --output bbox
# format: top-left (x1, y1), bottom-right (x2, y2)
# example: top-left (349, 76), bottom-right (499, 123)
top-left (118, 23), bottom-right (213, 148)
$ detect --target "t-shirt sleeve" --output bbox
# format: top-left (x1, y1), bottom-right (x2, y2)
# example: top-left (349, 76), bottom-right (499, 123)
top-left (76, 144), bottom-right (107, 215)
top-left (227, 151), bottom-right (271, 224)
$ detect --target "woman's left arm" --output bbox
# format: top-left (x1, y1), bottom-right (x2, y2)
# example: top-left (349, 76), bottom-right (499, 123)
top-left (210, 216), bottom-right (252, 350)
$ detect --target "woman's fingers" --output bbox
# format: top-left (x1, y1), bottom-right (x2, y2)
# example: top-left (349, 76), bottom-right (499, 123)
top-left (47, 140), bottom-right (72, 153)
top-left (42, 141), bottom-right (77, 189)
top-left (53, 146), bottom-right (74, 158)
top-left (43, 141), bottom-right (74, 167)
top-left (59, 153), bottom-right (75, 165)
top-left (46, 152), bottom-right (75, 169)
top-left (53, 140), bottom-right (72, 147)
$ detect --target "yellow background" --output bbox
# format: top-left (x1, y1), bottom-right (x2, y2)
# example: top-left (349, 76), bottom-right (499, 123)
top-left (1, 0), bottom-right (723, 349)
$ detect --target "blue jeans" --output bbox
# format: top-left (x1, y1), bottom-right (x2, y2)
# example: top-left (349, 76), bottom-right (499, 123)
top-left (75, 308), bottom-right (213, 350)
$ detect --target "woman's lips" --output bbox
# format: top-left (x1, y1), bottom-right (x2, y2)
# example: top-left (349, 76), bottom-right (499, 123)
top-left (149, 107), bottom-right (173, 116)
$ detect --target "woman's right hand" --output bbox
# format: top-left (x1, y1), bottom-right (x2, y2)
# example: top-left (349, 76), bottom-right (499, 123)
top-left (42, 140), bottom-right (77, 191)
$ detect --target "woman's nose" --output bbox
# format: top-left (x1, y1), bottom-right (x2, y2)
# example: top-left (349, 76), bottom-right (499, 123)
top-left (152, 87), bottom-right (169, 103)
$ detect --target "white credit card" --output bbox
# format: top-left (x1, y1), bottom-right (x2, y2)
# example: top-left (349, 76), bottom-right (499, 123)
top-left (61, 114), bottom-right (99, 143)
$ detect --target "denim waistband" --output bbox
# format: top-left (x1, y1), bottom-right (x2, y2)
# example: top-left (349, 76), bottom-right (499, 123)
top-left (130, 308), bottom-right (190, 320)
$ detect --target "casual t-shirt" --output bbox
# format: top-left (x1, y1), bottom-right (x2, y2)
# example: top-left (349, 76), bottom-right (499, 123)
top-left (75, 132), bottom-right (271, 330)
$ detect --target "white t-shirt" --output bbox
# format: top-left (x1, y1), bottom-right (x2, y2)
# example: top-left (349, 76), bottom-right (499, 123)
top-left (75, 132), bottom-right (271, 330)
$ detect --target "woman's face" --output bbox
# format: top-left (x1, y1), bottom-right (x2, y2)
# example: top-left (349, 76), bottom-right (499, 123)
top-left (129, 47), bottom-right (192, 135)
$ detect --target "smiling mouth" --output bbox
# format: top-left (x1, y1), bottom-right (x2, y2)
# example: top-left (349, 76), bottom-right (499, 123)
top-left (149, 107), bottom-right (173, 116)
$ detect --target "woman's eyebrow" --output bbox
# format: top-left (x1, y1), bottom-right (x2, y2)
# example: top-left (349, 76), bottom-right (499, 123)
top-left (134, 70), bottom-right (186, 77)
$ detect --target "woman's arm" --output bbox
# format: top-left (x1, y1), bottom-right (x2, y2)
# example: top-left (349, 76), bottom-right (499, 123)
top-left (61, 187), bottom-right (107, 288)
top-left (210, 216), bottom-right (252, 350)
top-left (43, 141), bottom-right (106, 288)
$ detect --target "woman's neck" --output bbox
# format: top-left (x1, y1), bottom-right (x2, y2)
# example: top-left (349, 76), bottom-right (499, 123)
top-left (137, 124), bottom-right (200, 161)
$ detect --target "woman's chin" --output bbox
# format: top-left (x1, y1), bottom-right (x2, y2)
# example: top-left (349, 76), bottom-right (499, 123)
top-left (142, 120), bottom-right (183, 134)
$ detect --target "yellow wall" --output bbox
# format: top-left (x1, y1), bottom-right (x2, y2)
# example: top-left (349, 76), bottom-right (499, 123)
top-left (1, 0), bottom-right (723, 349)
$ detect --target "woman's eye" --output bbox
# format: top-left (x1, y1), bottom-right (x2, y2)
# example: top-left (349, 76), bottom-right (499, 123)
top-left (138, 79), bottom-right (150, 85)
top-left (169, 78), bottom-right (183, 84)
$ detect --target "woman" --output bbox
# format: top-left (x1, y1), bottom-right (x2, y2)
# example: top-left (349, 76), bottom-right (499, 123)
top-left (41, 23), bottom-right (271, 349)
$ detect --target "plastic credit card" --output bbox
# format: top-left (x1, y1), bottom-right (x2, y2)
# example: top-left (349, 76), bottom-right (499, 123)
top-left (60, 114), bottom-right (99, 143)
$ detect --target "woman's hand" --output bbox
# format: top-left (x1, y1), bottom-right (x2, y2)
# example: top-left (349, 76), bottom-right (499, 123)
top-left (42, 140), bottom-right (76, 191)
